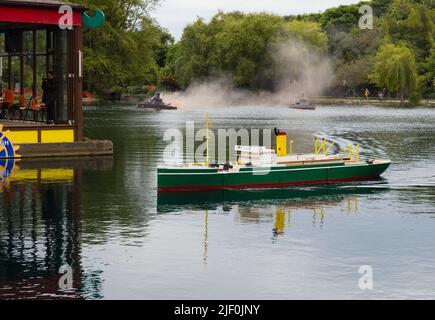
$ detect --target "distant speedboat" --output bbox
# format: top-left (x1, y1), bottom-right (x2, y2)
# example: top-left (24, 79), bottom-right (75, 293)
top-left (289, 99), bottom-right (316, 110)
top-left (137, 92), bottom-right (178, 110)
top-left (137, 102), bottom-right (177, 110)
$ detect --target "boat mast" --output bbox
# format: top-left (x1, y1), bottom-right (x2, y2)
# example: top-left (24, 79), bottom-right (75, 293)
top-left (206, 112), bottom-right (209, 167)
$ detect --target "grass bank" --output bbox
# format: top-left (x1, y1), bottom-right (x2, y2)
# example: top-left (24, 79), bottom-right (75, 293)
top-left (311, 97), bottom-right (435, 107)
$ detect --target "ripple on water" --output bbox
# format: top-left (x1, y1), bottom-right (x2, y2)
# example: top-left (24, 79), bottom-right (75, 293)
top-left (1, 105), bottom-right (435, 299)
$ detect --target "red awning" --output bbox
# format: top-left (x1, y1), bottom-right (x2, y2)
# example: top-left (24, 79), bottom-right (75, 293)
top-left (0, 5), bottom-right (82, 26)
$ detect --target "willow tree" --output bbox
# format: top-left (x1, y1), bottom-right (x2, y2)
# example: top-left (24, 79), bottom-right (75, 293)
top-left (425, 46), bottom-right (435, 94)
top-left (371, 43), bottom-right (418, 102)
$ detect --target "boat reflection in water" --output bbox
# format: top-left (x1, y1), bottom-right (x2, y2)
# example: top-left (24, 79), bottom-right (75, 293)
top-left (158, 183), bottom-right (388, 244)
top-left (0, 157), bottom-right (113, 300)
top-left (157, 183), bottom-right (387, 210)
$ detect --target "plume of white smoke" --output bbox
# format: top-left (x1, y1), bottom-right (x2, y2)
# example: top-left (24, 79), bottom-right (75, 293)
top-left (163, 39), bottom-right (333, 108)
top-left (163, 77), bottom-right (249, 108)
top-left (268, 39), bottom-right (333, 104)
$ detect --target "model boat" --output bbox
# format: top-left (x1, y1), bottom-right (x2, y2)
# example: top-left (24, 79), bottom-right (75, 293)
top-left (157, 124), bottom-right (391, 192)
top-left (137, 92), bottom-right (177, 110)
top-left (158, 152), bottom-right (390, 192)
top-left (137, 102), bottom-right (177, 110)
top-left (289, 98), bottom-right (316, 110)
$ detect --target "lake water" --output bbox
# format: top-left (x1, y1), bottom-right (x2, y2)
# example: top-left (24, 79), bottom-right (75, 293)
top-left (1, 104), bottom-right (434, 299)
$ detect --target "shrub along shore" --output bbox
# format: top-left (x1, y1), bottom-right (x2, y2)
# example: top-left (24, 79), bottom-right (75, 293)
top-left (311, 97), bottom-right (435, 107)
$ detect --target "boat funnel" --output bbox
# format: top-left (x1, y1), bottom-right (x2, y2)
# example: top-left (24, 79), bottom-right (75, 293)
top-left (274, 128), bottom-right (287, 157)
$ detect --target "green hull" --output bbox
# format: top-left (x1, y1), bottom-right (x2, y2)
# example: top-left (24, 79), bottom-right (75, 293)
top-left (158, 161), bottom-right (391, 192)
top-left (157, 185), bottom-right (388, 208)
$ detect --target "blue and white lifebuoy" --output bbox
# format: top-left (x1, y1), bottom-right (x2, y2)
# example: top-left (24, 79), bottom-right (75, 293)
top-left (0, 128), bottom-right (18, 182)
top-left (0, 158), bottom-right (15, 181)
top-left (0, 132), bottom-right (16, 159)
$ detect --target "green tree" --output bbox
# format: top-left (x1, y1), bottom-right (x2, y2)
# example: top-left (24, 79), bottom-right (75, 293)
top-left (284, 13), bottom-right (322, 23)
top-left (319, 4), bottom-right (361, 34)
top-left (383, 0), bottom-right (433, 59)
top-left (172, 18), bottom-right (211, 87)
top-left (168, 12), bottom-right (328, 89)
top-left (423, 45), bottom-right (435, 97)
top-left (309, 0), bottom-right (433, 101)
top-left (74, 0), bottom-right (168, 93)
top-left (336, 58), bottom-right (371, 97)
top-left (276, 20), bottom-right (328, 51)
top-left (371, 43), bottom-right (418, 102)
top-left (330, 26), bottom-right (383, 64)
top-left (371, 0), bottom-right (394, 17)
top-left (209, 13), bottom-right (283, 88)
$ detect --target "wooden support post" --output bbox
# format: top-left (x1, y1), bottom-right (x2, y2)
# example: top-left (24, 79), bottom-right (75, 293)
top-left (206, 112), bottom-right (209, 167)
top-left (74, 27), bottom-right (83, 142)
top-left (32, 30), bottom-right (36, 97)
top-left (8, 54), bottom-right (12, 90)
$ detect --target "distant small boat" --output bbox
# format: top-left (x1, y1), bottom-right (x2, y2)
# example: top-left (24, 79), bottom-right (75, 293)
top-left (137, 102), bottom-right (177, 110)
top-left (289, 99), bottom-right (316, 110)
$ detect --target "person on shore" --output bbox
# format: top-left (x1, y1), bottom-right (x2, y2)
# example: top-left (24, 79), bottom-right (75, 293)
top-left (363, 88), bottom-right (370, 100)
top-left (0, 87), bottom-right (6, 119)
top-left (42, 71), bottom-right (58, 125)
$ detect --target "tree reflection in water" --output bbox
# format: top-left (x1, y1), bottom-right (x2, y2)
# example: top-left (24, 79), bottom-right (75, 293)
top-left (0, 157), bottom-right (112, 300)
top-left (157, 185), bottom-right (387, 263)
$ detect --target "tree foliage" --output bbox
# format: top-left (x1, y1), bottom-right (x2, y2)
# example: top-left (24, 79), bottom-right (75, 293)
top-left (370, 43), bottom-right (418, 101)
top-left (164, 12), bottom-right (327, 89)
top-left (76, 0), bottom-right (434, 102)
top-left (423, 45), bottom-right (435, 97)
top-left (320, 4), bottom-right (361, 34)
top-left (335, 58), bottom-right (371, 96)
top-left (317, 0), bottom-right (433, 101)
top-left (276, 20), bottom-right (328, 52)
top-left (384, 0), bottom-right (433, 60)
top-left (74, 0), bottom-right (172, 93)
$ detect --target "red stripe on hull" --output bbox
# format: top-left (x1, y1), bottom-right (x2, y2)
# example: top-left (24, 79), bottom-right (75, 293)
top-left (158, 175), bottom-right (380, 192)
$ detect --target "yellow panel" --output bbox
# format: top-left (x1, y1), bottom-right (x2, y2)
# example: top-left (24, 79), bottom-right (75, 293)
top-left (9, 170), bottom-right (39, 182)
top-left (41, 130), bottom-right (74, 143)
top-left (41, 169), bottom-right (74, 182)
top-left (274, 209), bottom-right (286, 234)
top-left (7, 130), bottom-right (38, 144)
top-left (276, 135), bottom-right (287, 157)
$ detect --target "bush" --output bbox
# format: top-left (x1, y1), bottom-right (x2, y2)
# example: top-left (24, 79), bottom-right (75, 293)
top-left (409, 91), bottom-right (422, 105)
top-left (128, 86), bottom-right (150, 95)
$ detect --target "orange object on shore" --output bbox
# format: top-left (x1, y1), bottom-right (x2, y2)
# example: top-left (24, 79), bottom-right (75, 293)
top-left (19, 95), bottom-right (26, 109)
top-left (144, 84), bottom-right (157, 92)
top-left (4, 90), bottom-right (15, 104)
top-left (83, 91), bottom-right (93, 98)
top-left (30, 96), bottom-right (46, 111)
